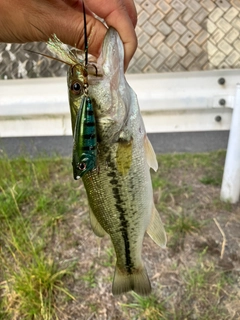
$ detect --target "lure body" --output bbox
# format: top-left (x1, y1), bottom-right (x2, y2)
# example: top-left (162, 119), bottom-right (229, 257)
top-left (47, 2), bottom-right (97, 179)
top-left (70, 2), bottom-right (97, 178)
top-left (72, 95), bottom-right (97, 179)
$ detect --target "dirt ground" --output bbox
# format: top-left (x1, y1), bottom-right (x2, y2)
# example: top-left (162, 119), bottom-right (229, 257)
top-left (1, 152), bottom-right (240, 320)
top-left (46, 152), bottom-right (240, 320)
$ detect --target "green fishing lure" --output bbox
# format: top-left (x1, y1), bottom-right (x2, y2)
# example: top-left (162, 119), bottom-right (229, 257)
top-left (72, 95), bottom-right (97, 179)
top-left (27, 3), bottom-right (98, 179)
top-left (70, 2), bottom-right (98, 179)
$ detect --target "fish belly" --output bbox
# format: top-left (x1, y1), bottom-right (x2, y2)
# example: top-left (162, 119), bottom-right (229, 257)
top-left (82, 131), bottom-right (153, 295)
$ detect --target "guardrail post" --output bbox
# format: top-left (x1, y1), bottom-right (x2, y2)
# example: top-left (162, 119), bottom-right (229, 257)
top-left (221, 83), bottom-right (240, 203)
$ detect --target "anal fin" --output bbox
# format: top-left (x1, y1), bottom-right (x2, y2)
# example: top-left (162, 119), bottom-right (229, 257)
top-left (144, 136), bottom-right (158, 172)
top-left (89, 206), bottom-right (106, 237)
top-left (147, 205), bottom-right (167, 248)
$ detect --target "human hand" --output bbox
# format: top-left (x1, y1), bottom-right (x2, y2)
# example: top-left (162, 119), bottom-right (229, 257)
top-left (0, 0), bottom-right (137, 71)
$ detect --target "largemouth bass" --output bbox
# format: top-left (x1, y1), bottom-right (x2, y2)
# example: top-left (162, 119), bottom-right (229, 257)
top-left (66, 27), bottom-right (167, 296)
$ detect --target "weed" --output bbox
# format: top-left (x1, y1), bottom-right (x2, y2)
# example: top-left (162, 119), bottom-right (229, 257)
top-left (199, 154), bottom-right (224, 187)
top-left (1, 255), bottom-right (74, 319)
top-left (121, 293), bottom-right (170, 320)
top-left (212, 197), bottom-right (233, 212)
top-left (0, 151), bottom-right (239, 320)
top-left (180, 247), bottom-right (234, 319)
top-left (0, 156), bottom-right (76, 319)
top-left (183, 248), bottom-right (211, 292)
top-left (101, 247), bottom-right (115, 267)
top-left (165, 207), bottom-right (202, 250)
top-left (199, 167), bottom-right (223, 186)
top-left (156, 150), bottom-right (226, 171)
top-left (82, 268), bottom-right (97, 288)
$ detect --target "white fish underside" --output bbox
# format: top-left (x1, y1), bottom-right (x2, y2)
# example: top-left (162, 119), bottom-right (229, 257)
top-left (80, 28), bottom-right (167, 295)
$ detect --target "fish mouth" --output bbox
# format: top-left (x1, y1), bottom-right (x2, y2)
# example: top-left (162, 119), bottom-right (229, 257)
top-left (87, 28), bottom-right (125, 87)
top-left (97, 27), bottom-right (125, 77)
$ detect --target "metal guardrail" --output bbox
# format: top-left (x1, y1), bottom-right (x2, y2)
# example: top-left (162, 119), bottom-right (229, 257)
top-left (0, 69), bottom-right (239, 137)
top-left (1, 68), bottom-right (240, 203)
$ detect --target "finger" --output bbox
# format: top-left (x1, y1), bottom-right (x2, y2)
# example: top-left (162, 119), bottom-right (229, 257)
top-left (62, 0), bottom-right (83, 11)
top-left (121, 0), bottom-right (137, 27)
top-left (85, 0), bottom-right (137, 70)
top-left (26, 1), bottom-right (107, 59)
top-left (63, 0), bottom-right (137, 65)
top-left (64, 0), bottom-right (137, 27)
top-left (72, 13), bottom-right (108, 58)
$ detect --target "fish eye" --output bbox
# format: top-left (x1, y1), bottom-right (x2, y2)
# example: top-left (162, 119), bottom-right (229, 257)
top-left (71, 81), bottom-right (83, 95)
top-left (77, 162), bottom-right (86, 171)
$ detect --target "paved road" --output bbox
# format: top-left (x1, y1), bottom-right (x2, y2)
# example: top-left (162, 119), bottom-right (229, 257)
top-left (0, 131), bottom-right (229, 158)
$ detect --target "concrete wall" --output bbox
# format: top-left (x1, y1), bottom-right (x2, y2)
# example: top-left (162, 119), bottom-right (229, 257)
top-left (0, 0), bottom-right (240, 79)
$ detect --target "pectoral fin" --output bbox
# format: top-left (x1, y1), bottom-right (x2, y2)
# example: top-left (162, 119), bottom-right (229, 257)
top-left (147, 205), bottom-right (167, 248)
top-left (144, 136), bottom-right (158, 172)
top-left (89, 207), bottom-right (106, 237)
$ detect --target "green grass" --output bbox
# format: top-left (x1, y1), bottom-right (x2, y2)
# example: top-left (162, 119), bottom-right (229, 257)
top-left (0, 156), bottom-right (77, 319)
top-left (180, 248), bottom-right (233, 319)
top-left (165, 208), bottom-right (203, 250)
top-left (121, 293), bottom-right (170, 320)
top-left (156, 150), bottom-right (226, 170)
top-left (1, 254), bottom-right (74, 319)
top-left (122, 248), bottom-right (233, 320)
top-left (82, 268), bottom-right (97, 288)
top-left (0, 151), bottom-right (239, 320)
top-left (100, 247), bottom-right (115, 267)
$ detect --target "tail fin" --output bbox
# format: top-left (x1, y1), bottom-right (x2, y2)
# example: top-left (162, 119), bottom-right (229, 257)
top-left (112, 265), bottom-right (151, 296)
